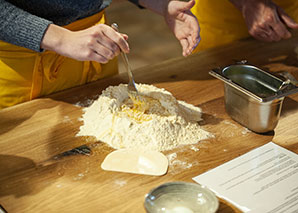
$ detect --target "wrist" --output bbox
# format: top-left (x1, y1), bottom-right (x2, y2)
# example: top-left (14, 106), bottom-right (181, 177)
top-left (229, 0), bottom-right (247, 11)
top-left (138, 0), bottom-right (170, 16)
top-left (161, 0), bottom-right (170, 17)
top-left (41, 24), bottom-right (69, 52)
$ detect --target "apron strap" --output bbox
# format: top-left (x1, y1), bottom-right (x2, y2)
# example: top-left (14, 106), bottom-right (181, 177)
top-left (30, 54), bottom-right (42, 100)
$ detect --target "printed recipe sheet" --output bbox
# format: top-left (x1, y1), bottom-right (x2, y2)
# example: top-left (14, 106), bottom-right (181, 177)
top-left (193, 142), bottom-right (298, 212)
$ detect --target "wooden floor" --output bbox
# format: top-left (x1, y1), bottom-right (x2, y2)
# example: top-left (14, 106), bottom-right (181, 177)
top-left (106, 1), bottom-right (182, 72)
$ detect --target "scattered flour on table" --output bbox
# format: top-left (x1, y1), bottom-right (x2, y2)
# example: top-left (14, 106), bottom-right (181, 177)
top-left (74, 95), bottom-right (99, 107)
top-left (190, 145), bottom-right (200, 152)
top-left (167, 153), bottom-right (178, 163)
top-left (166, 153), bottom-right (195, 173)
top-left (115, 180), bottom-right (127, 187)
top-left (75, 99), bottom-right (94, 107)
top-left (223, 120), bottom-right (238, 128)
top-left (73, 172), bottom-right (87, 181)
top-left (63, 115), bottom-right (73, 123)
top-left (77, 84), bottom-right (212, 151)
top-left (241, 127), bottom-right (251, 135)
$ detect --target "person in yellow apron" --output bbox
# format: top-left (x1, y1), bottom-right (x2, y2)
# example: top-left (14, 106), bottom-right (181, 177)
top-left (0, 0), bottom-right (199, 109)
top-left (191, 0), bottom-right (298, 53)
top-left (0, 11), bottom-right (119, 109)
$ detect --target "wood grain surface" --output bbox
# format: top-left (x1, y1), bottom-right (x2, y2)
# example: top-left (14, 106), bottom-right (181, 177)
top-left (0, 31), bottom-right (298, 213)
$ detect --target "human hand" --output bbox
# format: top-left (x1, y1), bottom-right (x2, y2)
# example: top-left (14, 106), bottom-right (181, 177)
top-left (230, 0), bottom-right (298, 42)
top-left (41, 24), bottom-right (129, 63)
top-left (164, 0), bottom-right (200, 56)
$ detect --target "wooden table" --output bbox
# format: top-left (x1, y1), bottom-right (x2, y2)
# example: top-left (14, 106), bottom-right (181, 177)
top-left (1, 31), bottom-right (298, 213)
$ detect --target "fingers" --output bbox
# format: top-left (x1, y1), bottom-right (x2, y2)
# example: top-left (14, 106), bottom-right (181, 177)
top-left (185, 34), bottom-right (199, 55)
top-left (180, 32), bottom-right (198, 56)
top-left (242, 1), bottom-right (295, 42)
top-left (102, 26), bottom-right (130, 53)
top-left (84, 40), bottom-right (111, 64)
top-left (257, 29), bottom-right (277, 42)
top-left (189, 15), bottom-right (200, 49)
top-left (190, 24), bottom-right (201, 52)
top-left (88, 25), bottom-right (130, 63)
top-left (186, 36), bottom-right (194, 56)
top-left (180, 38), bottom-right (189, 57)
top-left (252, 27), bottom-right (281, 42)
top-left (191, 36), bottom-right (201, 52)
top-left (121, 33), bottom-right (129, 41)
top-left (270, 20), bottom-right (291, 40)
top-left (168, 0), bottom-right (195, 16)
top-left (86, 25), bottom-right (130, 63)
top-left (183, 0), bottom-right (196, 11)
top-left (277, 7), bottom-right (298, 29)
top-left (180, 33), bottom-right (201, 57)
top-left (267, 26), bottom-right (281, 41)
top-left (92, 39), bottom-right (118, 62)
top-left (253, 20), bottom-right (291, 42)
top-left (249, 10), bottom-right (292, 42)
top-left (89, 51), bottom-right (110, 64)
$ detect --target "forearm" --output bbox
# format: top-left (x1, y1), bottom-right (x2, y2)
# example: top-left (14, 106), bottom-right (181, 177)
top-left (40, 24), bottom-right (70, 53)
top-left (138, 0), bottom-right (169, 16)
top-left (229, 0), bottom-right (267, 11)
top-left (229, 0), bottom-right (247, 10)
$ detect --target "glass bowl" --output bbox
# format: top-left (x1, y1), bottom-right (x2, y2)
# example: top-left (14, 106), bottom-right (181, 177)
top-left (144, 182), bottom-right (219, 213)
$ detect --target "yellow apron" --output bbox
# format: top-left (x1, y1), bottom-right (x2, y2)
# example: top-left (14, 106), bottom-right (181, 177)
top-left (0, 11), bottom-right (118, 109)
top-left (191, 0), bottom-right (298, 52)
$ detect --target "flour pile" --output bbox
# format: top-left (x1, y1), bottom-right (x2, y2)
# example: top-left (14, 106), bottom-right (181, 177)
top-left (77, 84), bottom-right (212, 151)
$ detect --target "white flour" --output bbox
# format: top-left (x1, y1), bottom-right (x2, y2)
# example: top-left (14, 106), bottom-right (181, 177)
top-left (77, 84), bottom-right (212, 151)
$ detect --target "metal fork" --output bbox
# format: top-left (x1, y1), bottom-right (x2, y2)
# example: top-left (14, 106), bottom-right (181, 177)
top-left (111, 23), bottom-right (138, 94)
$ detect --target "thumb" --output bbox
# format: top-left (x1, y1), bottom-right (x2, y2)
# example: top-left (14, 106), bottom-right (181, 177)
top-left (180, 0), bottom-right (196, 12)
top-left (278, 7), bottom-right (298, 29)
top-left (169, 0), bottom-right (195, 15)
top-left (121, 33), bottom-right (129, 41)
top-left (184, 0), bottom-right (196, 10)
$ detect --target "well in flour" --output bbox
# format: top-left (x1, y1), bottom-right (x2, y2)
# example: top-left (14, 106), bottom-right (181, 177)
top-left (77, 84), bottom-right (212, 151)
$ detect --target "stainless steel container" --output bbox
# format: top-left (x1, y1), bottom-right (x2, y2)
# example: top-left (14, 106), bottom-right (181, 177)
top-left (209, 64), bottom-right (298, 133)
